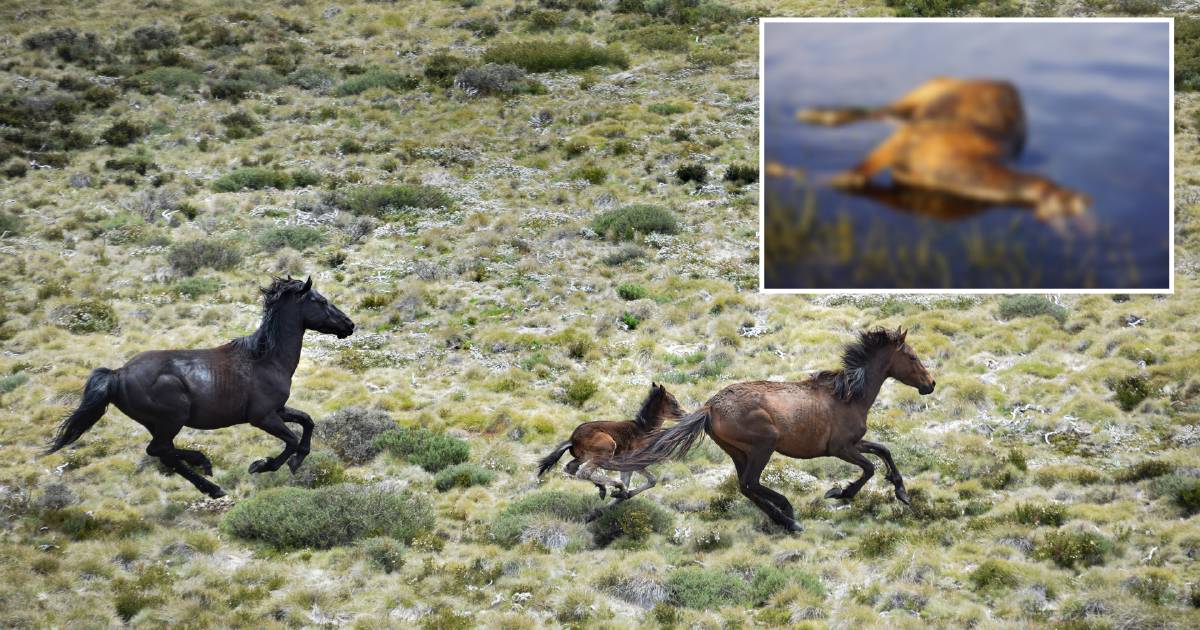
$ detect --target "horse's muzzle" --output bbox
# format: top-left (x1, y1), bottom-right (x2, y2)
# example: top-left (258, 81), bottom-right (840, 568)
top-left (919, 381), bottom-right (936, 395)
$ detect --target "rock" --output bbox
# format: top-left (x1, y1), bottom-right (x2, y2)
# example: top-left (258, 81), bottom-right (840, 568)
top-left (321, 6), bottom-right (342, 19)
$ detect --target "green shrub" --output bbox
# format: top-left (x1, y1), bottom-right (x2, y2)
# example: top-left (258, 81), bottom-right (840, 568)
top-left (1108, 375), bottom-right (1151, 411)
top-left (360, 536), bottom-right (406, 573)
top-left (665, 568), bottom-right (749, 609)
top-left (104, 155), bottom-right (156, 175)
top-left (858, 527), bottom-right (902, 558)
top-left (453, 63), bottom-right (543, 96)
top-left (482, 40), bottom-right (629, 72)
top-left (1177, 18), bottom-right (1200, 91)
top-left (592, 204), bottom-right (678, 241)
top-left (687, 48), bottom-right (735, 67)
top-left (587, 498), bottom-right (673, 545)
top-left (335, 68), bottom-right (419, 96)
top-left (1035, 529), bottom-right (1112, 569)
top-left (219, 111), bottom-right (262, 139)
top-left (724, 163), bottom-right (758, 186)
top-left (0, 372), bottom-right (28, 395)
top-left (221, 484), bottom-right (433, 549)
top-left (564, 375), bottom-right (598, 407)
top-left (1012, 502), bottom-right (1068, 527)
top-left (257, 225), bottom-right (324, 251)
top-left (997, 295), bottom-right (1067, 324)
top-left (1127, 568), bottom-right (1175, 604)
top-left (619, 312), bottom-right (641, 330)
top-left (490, 490), bottom-right (603, 548)
top-left (1115, 460), bottom-right (1173, 483)
top-left (288, 66), bottom-right (336, 92)
top-left (648, 102), bottom-right (689, 116)
top-left (749, 565), bottom-right (823, 603)
top-left (616, 282), bottom-right (647, 300)
top-left (53, 300), bottom-right (118, 334)
top-left (970, 559), bottom-right (1019, 591)
top-left (168, 239), bottom-right (242, 276)
top-left (423, 52), bottom-right (471, 86)
top-left (675, 162), bottom-right (707, 184)
top-left (209, 78), bottom-right (257, 101)
top-left (570, 164), bottom-right (607, 184)
top-left (101, 120), bottom-right (143, 147)
top-left (211, 167), bottom-right (292, 192)
top-left (623, 26), bottom-right (690, 52)
top-left (127, 66), bottom-right (203, 94)
top-left (885, 0), bottom-right (981, 16)
top-left (434, 463), bottom-right (495, 492)
top-left (373, 427), bottom-right (469, 472)
top-left (0, 211), bottom-right (22, 235)
top-left (336, 184), bottom-right (454, 219)
top-left (1175, 478), bottom-right (1200, 515)
top-left (173, 276), bottom-right (220, 299)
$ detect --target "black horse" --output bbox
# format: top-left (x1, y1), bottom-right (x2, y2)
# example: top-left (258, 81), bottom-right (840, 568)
top-left (46, 276), bottom-right (354, 498)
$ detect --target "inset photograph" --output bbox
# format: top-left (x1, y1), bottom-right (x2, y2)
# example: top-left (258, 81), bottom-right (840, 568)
top-left (762, 19), bottom-right (1172, 291)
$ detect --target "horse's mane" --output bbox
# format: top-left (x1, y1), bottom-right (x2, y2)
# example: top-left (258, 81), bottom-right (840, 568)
top-left (231, 277), bottom-right (308, 359)
top-left (632, 385), bottom-right (678, 429)
top-left (811, 327), bottom-right (904, 402)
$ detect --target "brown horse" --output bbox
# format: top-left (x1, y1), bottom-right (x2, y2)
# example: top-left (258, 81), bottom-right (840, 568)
top-left (609, 327), bottom-right (934, 533)
top-left (797, 77), bottom-right (1091, 227)
top-left (537, 382), bottom-right (684, 501)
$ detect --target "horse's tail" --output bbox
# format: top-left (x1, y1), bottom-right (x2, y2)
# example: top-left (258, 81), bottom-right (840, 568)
top-left (536, 440), bottom-right (573, 477)
top-left (46, 368), bottom-right (116, 455)
top-left (605, 408), bottom-right (710, 472)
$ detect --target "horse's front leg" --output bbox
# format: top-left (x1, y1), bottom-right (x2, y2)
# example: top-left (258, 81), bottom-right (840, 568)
top-left (858, 440), bottom-right (910, 505)
top-left (247, 411), bottom-right (300, 474)
top-left (278, 406), bottom-right (314, 473)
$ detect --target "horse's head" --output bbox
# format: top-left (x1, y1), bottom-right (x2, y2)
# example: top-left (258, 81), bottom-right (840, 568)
top-left (294, 277), bottom-right (355, 339)
top-left (885, 327), bottom-right (935, 395)
top-left (650, 382), bottom-right (686, 420)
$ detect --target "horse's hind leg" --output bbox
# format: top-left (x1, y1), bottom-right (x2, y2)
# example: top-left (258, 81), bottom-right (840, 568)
top-left (575, 462), bottom-right (626, 499)
top-left (831, 127), bottom-right (910, 189)
top-left (247, 412), bottom-right (300, 474)
top-left (713, 433), bottom-right (794, 522)
top-left (625, 469), bottom-right (657, 498)
top-left (564, 459), bottom-right (581, 475)
top-left (858, 440), bottom-right (909, 505)
top-left (279, 406), bottom-right (314, 473)
top-left (824, 447), bottom-right (875, 501)
top-left (147, 435), bottom-right (224, 498)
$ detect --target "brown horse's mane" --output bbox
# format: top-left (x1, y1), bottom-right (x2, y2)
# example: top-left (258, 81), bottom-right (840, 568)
top-left (811, 328), bottom-right (905, 402)
top-left (632, 384), bottom-right (680, 429)
top-left (230, 277), bottom-right (309, 359)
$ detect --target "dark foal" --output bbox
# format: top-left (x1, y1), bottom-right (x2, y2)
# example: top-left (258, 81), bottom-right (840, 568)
top-left (46, 276), bottom-right (354, 498)
top-left (611, 327), bottom-right (935, 532)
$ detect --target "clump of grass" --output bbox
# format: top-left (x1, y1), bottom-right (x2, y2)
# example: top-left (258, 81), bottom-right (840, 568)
top-left (1171, 478), bottom-right (1200, 515)
top-left (219, 111), bottom-right (262, 139)
top-left (616, 282), bottom-right (647, 300)
top-left (687, 48), bottom-right (735, 68)
top-left (1107, 375), bottom-right (1151, 411)
top-left (454, 63), bottom-right (545, 97)
top-left (0, 211), bottom-right (23, 235)
top-left (569, 164), bottom-right (607, 184)
top-left (257, 225), bottom-right (324, 251)
top-left (1177, 17), bottom-right (1200, 91)
top-left (490, 490), bottom-right (602, 548)
top-left (373, 427), bottom-right (469, 472)
top-left (997, 295), bottom-right (1067, 324)
top-left (221, 484), bottom-right (433, 549)
top-left (335, 67), bottom-right (420, 96)
top-left (587, 498), bottom-right (673, 545)
top-left (482, 39), bottom-right (629, 72)
top-left (564, 375), bottom-right (598, 406)
top-left (885, 0), bottom-right (981, 17)
top-left (173, 276), bottom-right (220, 299)
top-left (665, 568), bottom-right (749, 609)
top-left (360, 536), bottom-right (406, 573)
top-left (592, 204), bottom-right (678, 241)
top-left (434, 462), bottom-right (495, 492)
top-left (316, 406), bottom-right (396, 465)
top-left (858, 527), bottom-right (902, 558)
top-left (604, 244), bottom-right (645, 266)
top-left (127, 66), bottom-right (203, 94)
top-left (423, 51), bottom-right (470, 86)
top-left (52, 299), bottom-right (118, 334)
top-left (167, 239), bottom-right (242, 276)
top-left (969, 559), bottom-right (1019, 591)
top-left (101, 120), bottom-right (144, 147)
top-left (1115, 460), bottom-right (1173, 483)
top-left (1127, 568), bottom-right (1175, 604)
top-left (1034, 529), bottom-right (1112, 569)
top-left (211, 167), bottom-right (293, 192)
top-left (675, 162), bottom-right (707, 184)
top-left (1012, 502), bottom-right (1068, 527)
top-left (648, 102), bottom-right (689, 116)
top-left (335, 184), bottom-right (454, 219)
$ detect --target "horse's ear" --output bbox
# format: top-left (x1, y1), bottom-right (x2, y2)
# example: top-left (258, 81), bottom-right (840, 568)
top-left (897, 326), bottom-right (907, 343)
top-left (301, 276), bottom-right (312, 293)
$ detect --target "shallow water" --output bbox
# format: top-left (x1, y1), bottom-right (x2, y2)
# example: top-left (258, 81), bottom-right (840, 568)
top-left (763, 21), bottom-right (1171, 290)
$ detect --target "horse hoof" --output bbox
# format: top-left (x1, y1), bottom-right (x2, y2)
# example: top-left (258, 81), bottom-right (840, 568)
top-left (585, 508), bottom-right (603, 523)
top-left (896, 488), bottom-right (911, 506)
top-left (208, 487), bottom-right (226, 499)
top-left (824, 487), bottom-right (844, 500)
top-left (286, 455), bottom-right (303, 474)
top-left (786, 520), bottom-right (804, 533)
top-left (248, 459), bottom-right (269, 474)
top-left (612, 489), bottom-right (631, 500)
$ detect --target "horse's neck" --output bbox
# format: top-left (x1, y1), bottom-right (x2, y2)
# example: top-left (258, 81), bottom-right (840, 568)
top-left (853, 352), bottom-right (893, 410)
top-left (257, 312), bottom-right (305, 376)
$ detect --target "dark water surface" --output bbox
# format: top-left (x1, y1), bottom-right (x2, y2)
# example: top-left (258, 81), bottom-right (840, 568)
top-left (763, 22), bottom-right (1171, 290)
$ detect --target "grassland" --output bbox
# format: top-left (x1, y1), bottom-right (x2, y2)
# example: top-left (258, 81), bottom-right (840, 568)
top-left (0, 1), bottom-right (1198, 628)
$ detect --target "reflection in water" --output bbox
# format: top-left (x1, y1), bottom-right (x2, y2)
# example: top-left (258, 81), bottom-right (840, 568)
top-left (763, 22), bottom-right (1170, 290)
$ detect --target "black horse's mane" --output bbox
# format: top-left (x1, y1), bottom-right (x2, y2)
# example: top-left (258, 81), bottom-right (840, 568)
top-left (812, 328), bottom-right (905, 402)
top-left (231, 277), bottom-right (308, 358)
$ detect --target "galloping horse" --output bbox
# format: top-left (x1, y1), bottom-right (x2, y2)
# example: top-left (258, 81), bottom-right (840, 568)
top-left (46, 276), bottom-right (354, 498)
top-left (537, 382), bottom-right (684, 501)
top-left (610, 327), bottom-right (935, 532)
